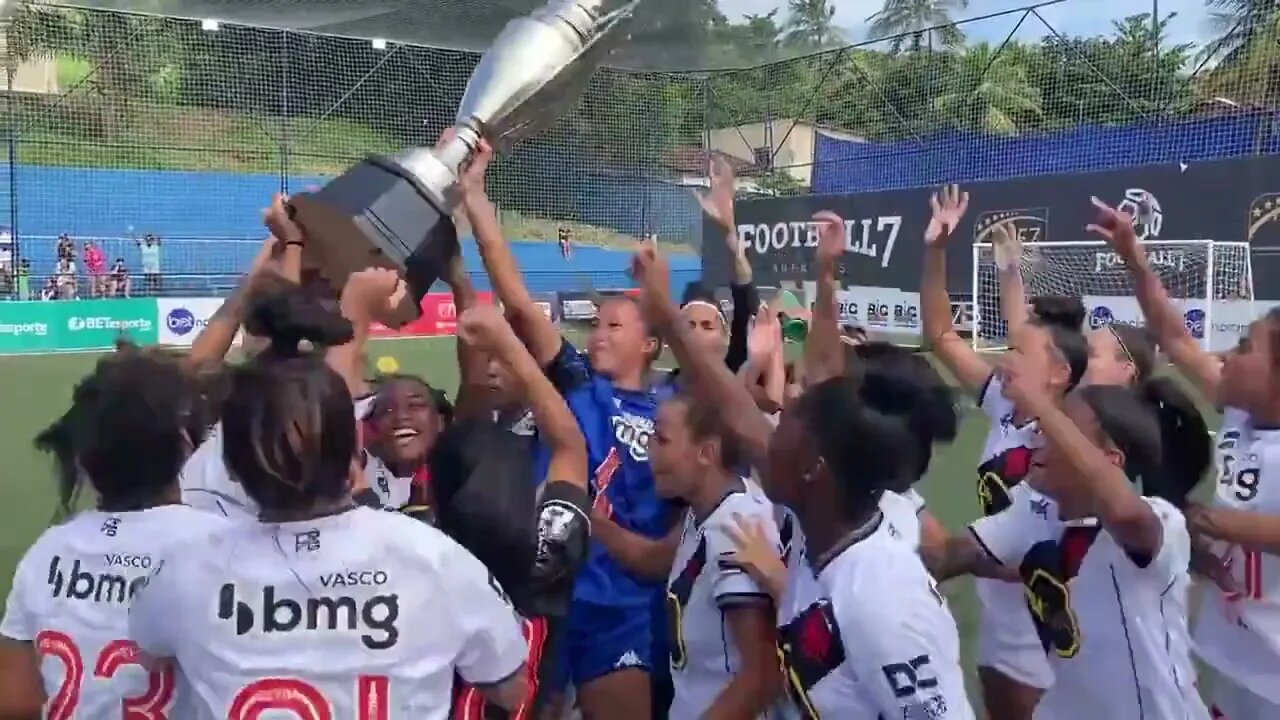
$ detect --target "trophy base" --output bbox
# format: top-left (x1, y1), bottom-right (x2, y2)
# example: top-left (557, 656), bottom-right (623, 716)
top-left (288, 156), bottom-right (460, 328)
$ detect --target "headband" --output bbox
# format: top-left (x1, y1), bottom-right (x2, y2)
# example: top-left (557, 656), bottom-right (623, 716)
top-left (681, 299), bottom-right (728, 328)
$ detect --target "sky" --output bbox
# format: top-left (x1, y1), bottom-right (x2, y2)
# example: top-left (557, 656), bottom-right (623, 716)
top-left (721, 0), bottom-right (1217, 49)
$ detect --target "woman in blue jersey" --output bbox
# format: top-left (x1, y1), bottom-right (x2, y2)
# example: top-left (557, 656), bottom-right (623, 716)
top-left (464, 141), bottom-right (673, 719)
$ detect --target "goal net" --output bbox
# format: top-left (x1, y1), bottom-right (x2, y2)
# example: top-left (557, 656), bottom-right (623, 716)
top-left (971, 240), bottom-right (1254, 352)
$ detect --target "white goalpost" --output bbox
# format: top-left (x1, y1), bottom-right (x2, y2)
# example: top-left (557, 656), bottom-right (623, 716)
top-left (970, 239), bottom-right (1255, 352)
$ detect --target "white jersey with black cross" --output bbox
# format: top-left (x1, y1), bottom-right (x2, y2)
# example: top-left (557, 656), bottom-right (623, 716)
top-left (127, 506), bottom-right (527, 719)
top-left (972, 493), bottom-right (1207, 720)
top-left (1194, 407), bottom-right (1280, 707)
top-left (0, 505), bottom-right (229, 720)
top-left (666, 489), bottom-right (779, 718)
top-left (972, 372), bottom-right (1053, 690)
top-left (773, 515), bottom-right (975, 720)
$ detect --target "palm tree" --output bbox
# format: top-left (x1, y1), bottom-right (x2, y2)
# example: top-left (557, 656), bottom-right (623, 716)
top-left (1202, 0), bottom-right (1280, 106)
top-left (932, 43), bottom-right (1042, 134)
top-left (867, 0), bottom-right (968, 53)
top-left (783, 0), bottom-right (839, 50)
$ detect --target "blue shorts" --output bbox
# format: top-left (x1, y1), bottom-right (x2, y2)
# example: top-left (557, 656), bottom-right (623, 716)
top-left (551, 600), bottom-right (654, 689)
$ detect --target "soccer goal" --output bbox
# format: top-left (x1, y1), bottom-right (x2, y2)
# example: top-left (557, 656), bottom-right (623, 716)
top-left (970, 239), bottom-right (1255, 351)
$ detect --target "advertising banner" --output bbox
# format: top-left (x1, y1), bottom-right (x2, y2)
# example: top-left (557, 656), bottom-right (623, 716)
top-left (834, 287), bottom-right (922, 333)
top-left (0, 298), bottom-right (158, 354)
top-left (1081, 295), bottom-right (1274, 352)
top-left (702, 155), bottom-right (1280, 299)
top-left (157, 298), bottom-right (231, 347)
top-left (368, 291), bottom-right (495, 339)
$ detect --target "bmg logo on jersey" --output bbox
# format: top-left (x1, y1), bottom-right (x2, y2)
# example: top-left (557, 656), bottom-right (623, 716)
top-left (1184, 308), bottom-right (1206, 339)
top-left (1088, 305), bottom-right (1114, 329)
top-left (217, 582), bottom-right (400, 650)
top-left (46, 555), bottom-right (148, 605)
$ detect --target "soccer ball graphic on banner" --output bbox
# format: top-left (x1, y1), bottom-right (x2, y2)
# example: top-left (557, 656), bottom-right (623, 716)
top-left (1116, 188), bottom-right (1162, 241)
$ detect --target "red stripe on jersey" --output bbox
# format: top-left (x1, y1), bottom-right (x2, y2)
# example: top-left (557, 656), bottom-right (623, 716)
top-left (1060, 525), bottom-right (1100, 580)
top-left (592, 447), bottom-right (622, 517)
top-left (452, 616), bottom-right (552, 720)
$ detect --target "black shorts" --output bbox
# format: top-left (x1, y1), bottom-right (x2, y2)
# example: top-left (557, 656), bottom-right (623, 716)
top-left (452, 615), bottom-right (562, 720)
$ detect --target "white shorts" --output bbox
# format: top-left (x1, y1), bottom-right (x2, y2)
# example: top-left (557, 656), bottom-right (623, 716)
top-left (976, 594), bottom-right (1054, 691)
top-left (1210, 672), bottom-right (1280, 720)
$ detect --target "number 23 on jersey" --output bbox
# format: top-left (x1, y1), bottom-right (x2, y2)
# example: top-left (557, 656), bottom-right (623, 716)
top-left (36, 630), bottom-right (391, 720)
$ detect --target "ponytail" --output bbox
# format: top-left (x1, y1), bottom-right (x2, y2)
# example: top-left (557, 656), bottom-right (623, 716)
top-left (1137, 377), bottom-right (1211, 508)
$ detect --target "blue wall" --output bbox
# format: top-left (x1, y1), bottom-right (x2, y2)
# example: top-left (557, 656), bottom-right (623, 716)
top-left (3, 165), bottom-right (700, 295)
top-left (812, 114), bottom-right (1277, 195)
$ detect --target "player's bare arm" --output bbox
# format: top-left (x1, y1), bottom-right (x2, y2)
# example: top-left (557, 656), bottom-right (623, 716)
top-left (740, 304), bottom-right (786, 413)
top-left (1088, 196), bottom-right (1221, 404)
top-left (921, 184), bottom-right (991, 393)
top-left (991, 219), bottom-right (1031, 345)
top-left (0, 636), bottom-right (43, 720)
top-left (464, 141), bottom-right (561, 367)
top-left (1009, 362), bottom-right (1164, 559)
top-left (588, 508), bottom-right (680, 580)
top-left (329, 268), bottom-right (406, 399)
top-left (183, 222), bottom-right (284, 371)
top-left (804, 211), bottom-right (846, 385)
top-left (634, 241), bottom-right (773, 469)
top-left (1188, 503), bottom-right (1280, 556)
top-left (922, 531), bottom-right (1012, 582)
top-left (703, 605), bottom-right (783, 720)
top-left (446, 252), bottom-right (489, 420)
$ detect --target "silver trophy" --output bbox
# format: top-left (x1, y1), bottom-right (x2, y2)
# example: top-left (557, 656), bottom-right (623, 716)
top-left (289, 0), bottom-right (638, 327)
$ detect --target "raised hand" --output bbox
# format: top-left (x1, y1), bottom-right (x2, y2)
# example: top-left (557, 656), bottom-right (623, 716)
top-left (990, 219), bottom-right (1023, 272)
top-left (437, 127), bottom-right (494, 206)
top-left (813, 210), bottom-right (845, 269)
top-left (457, 304), bottom-right (515, 352)
top-left (720, 513), bottom-right (785, 601)
top-left (262, 192), bottom-right (304, 248)
top-left (1086, 196), bottom-right (1140, 261)
top-left (747, 303), bottom-right (781, 366)
top-left (340, 267), bottom-right (405, 325)
top-left (924, 183), bottom-right (969, 247)
top-left (697, 155), bottom-right (737, 233)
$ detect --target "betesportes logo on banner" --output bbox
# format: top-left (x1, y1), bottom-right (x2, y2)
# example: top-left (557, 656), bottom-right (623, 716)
top-left (157, 298), bottom-right (225, 347)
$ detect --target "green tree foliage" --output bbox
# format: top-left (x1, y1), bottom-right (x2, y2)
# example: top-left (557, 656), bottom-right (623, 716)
top-left (0, 1), bottom-right (1254, 202)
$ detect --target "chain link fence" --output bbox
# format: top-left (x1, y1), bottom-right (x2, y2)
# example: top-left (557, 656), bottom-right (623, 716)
top-left (0, 0), bottom-right (1275, 290)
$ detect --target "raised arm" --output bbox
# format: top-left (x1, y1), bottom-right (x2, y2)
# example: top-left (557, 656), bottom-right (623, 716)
top-left (456, 305), bottom-right (590, 587)
top-left (991, 220), bottom-right (1031, 344)
top-left (457, 305), bottom-right (586, 492)
top-left (328, 269), bottom-right (405, 400)
top-left (1088, 196), bottom-right (1221, 404)
top-left (1005, 358), bottom-right (1163, 560)
top-left (444, 253), bottom-right (488, 420)
top-left (184, 195), bottom-right (304, 371)
top-left (804, 211), bottom-right (846, 385)
top-left (634, 241), bottom-right (775, 469)
top-left (697, 156), bottom-right (758, 373)
top-left (461, 141), bottom-right (562, 366)
top-left (921, 185), bottom-right (992, 392)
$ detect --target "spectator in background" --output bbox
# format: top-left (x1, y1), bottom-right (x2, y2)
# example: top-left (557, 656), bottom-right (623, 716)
top-left (16, 259), bottom-right (30, 301)
top-left (54, 254), bottom-right (76, 299)
top-left (0, 226), bottom-right (11, 297)
top-left (138, 233), bottom-right (161, 295)
top-left (558, 226), bottom-right (572, 260)
top-left (109, 257), bottom-right (130, 298)
top-left (55, 233), bottom-right (73, 262)
top-left (83, 240), bottom-right (105, 298)
top-left (40, 276), bottom-right (58, 301)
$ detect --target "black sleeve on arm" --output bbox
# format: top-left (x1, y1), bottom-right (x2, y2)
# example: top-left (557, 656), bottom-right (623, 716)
top-left (544, 338), bottom-right (590, 393)
top-left (724, 281), bottom-right (759, 373)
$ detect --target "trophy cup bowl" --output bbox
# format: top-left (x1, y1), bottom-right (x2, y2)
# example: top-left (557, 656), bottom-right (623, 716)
top-left (288, 0), bottom-right (639, 327)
